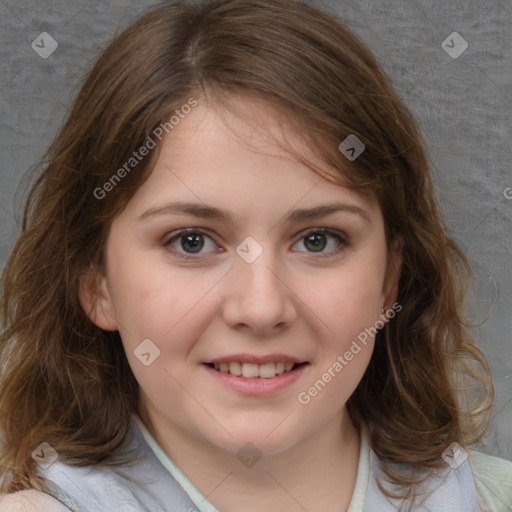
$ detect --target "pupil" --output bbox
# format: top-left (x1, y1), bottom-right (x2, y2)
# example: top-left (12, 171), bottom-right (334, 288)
top-left (182, 233), bottom-right (204, 253)
top-left (305, 233), bottom-right (326, 252)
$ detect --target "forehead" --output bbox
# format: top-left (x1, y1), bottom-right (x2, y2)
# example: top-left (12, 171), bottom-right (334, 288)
top-left (125, 94), bottom-right (381, 221)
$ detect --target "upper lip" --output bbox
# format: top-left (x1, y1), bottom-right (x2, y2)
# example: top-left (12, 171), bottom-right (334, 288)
top-left (205, 354), bottom-right (307, 365)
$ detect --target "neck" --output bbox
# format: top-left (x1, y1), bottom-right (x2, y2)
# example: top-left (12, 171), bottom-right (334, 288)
top-left (138, 405), bottom-right (361, 512)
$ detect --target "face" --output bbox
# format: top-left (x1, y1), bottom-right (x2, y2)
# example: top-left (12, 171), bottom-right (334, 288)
top-left (81, 96), bottom-right (401, 457)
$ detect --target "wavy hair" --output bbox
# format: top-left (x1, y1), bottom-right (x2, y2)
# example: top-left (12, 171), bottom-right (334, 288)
top-left (0, 0), bottom-right (493, 501)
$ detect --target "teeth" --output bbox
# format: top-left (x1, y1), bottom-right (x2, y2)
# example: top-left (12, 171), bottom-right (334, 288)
top-left (242, 363), bottom-right (259, 378)
top-left (229, 362), bottom-right (242, 376)
top-left (212, 361), bottom-right (298, 378)
top-left (259, 362), bottom-right (276, 379)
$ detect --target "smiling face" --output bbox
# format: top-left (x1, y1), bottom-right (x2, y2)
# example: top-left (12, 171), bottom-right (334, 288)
top-left (80, 95), bottom-right (401, 458)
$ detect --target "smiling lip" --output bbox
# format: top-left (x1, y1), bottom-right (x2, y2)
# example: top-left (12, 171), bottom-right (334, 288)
top-left (203, 357), bottom-right (309, 396)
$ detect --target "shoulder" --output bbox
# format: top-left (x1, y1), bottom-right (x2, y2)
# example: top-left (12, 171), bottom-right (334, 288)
top-left (469, 450), bottom-right (512, 511)
top-left (0, 490), bottom-right (70, 511)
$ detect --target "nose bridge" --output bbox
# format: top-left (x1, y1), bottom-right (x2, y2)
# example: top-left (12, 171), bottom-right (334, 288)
top-left (235, 235), bottom-right (280, 291)
top-left (239, 254), bottom-right (280, 299)
top-left (222, 242), bottom-right (296, 332)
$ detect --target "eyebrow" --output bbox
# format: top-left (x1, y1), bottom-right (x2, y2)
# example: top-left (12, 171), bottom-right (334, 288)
top-left (138, 201), bottom-right (371, 225)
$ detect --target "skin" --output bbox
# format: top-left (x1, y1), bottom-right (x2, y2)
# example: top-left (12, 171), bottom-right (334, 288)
top-left (80, 95), bottom-right (401, 512)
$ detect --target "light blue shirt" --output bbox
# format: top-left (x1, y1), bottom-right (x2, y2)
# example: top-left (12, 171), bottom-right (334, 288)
top-left (35, 415), bottom-right (512, 511)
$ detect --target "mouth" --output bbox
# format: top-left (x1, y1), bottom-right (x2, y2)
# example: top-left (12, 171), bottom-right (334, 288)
top-left (202, 356), bottom-right (310, 395)
top-left (205, 361), bottom-right (308, 379)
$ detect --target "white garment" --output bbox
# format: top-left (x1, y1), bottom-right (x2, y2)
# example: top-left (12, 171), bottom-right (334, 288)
top-left (5, 415), bottom-right (511, 511)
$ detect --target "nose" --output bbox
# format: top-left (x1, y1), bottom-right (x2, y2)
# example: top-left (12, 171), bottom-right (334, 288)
top-left (220, 250), bottom-right (298, 335)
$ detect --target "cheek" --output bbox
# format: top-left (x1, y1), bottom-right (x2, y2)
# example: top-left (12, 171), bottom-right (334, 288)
top-left (301, 257), bottom-right (385, 340)
top-left (295, 266), bottom-right (382, 411)
top-left (106, 248), bottom-right (223, 356)
top-left (105, 261), bottom-right (218, 403)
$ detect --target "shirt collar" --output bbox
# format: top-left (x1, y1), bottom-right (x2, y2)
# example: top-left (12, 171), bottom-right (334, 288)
top-left (133, 414), bottom-right (370, 512)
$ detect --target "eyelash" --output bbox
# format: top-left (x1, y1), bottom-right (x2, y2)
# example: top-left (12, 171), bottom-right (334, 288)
top-left (292, 228), bottom-right (349, 258)
top-left (162, 228), bottom-right (350, 260)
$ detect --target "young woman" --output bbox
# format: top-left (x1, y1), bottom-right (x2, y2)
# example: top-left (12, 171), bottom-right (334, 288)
top-left (1, 0), bottom-right (510, 510)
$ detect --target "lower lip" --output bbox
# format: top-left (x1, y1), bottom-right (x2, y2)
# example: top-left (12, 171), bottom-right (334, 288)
top-left (203, 363), bottom-right (309, 396)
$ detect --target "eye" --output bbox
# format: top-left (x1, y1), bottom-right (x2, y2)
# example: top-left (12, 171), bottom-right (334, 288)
top-left (292, 229), bottom-right (348, 255)
top-left (164, 229), bottom-right (220, 258)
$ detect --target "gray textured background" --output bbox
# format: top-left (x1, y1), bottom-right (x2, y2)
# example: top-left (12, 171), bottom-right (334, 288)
top-left (0, 0), bottom-right (511, 460)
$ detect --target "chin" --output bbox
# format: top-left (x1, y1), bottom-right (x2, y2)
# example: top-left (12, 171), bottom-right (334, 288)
top-left (205, 419), bottom-right (308, 458)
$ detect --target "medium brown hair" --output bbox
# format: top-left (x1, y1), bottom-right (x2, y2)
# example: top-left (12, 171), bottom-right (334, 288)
top-left (0, 0), bottom-right (493, 500)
